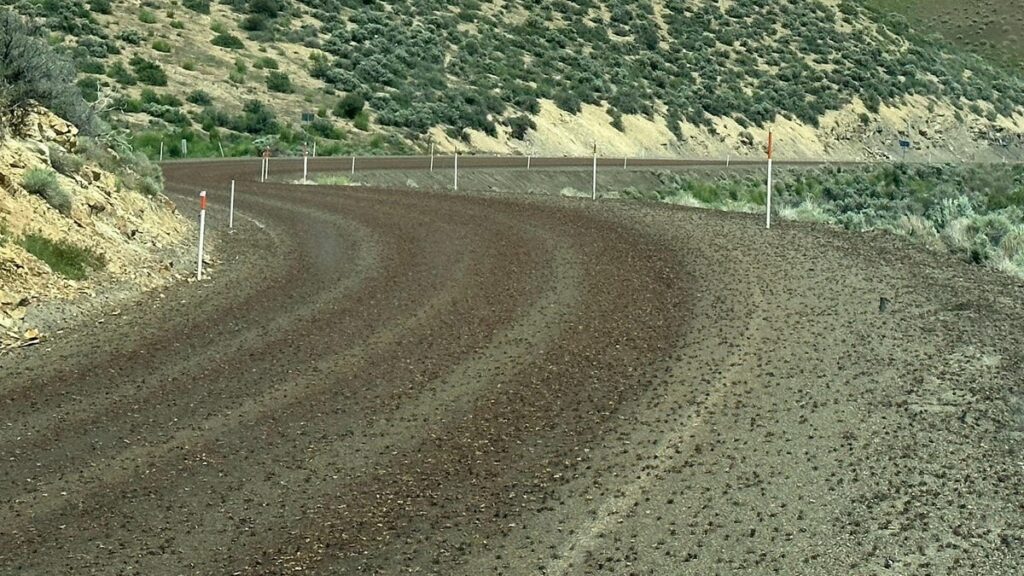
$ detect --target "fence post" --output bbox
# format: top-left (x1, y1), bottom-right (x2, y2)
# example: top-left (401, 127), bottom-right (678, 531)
top-left (592, 143), bottom-right (598, 200)
top-left (229, 180), bottom-right (235, 230)
top-left (454, 151), bottom-right (459, 191)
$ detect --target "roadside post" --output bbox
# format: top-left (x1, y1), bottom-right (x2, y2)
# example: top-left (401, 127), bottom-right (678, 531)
top-left (197, 191), bottom-right (207, 280)
top-left (351, 155), bottom-right (355, 176)
top-left (429, 142), bottom-right (435, 172)
top-left (302, 143), bottom-right (309, 183)
top-left (900, 139), bottom-right (911, 161)
top-left (159, 141), bottom-right (164, 162)
top-left (229, 180), bottom-right (235, 230)
top-left (766, 131), bottom-right (774, 229)
top-left (527, 153), bottom-right (531, 170)
top-left (261, 146), bottom-right (271, 182)
top-left (181, 139), bottom-right (188, 157)
top-left (592, 142), bottom-right (598, 200)
top-left (624, 155), bottom-right (628, 169)
top-left (454, 149), bottom-right (459, 191)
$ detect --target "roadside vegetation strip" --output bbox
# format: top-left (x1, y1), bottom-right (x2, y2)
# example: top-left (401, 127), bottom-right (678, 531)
top-left (648, 164), bottom-right (1024, 279)
top-left (18, 233), bottom-right (105, 280)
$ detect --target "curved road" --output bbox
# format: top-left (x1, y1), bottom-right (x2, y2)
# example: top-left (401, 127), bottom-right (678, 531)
top-left (0, 159), bottom-right (1021, 575)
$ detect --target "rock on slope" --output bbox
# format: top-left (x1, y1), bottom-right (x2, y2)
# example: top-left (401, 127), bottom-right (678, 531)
top-left (0, 106), bottom-right (189, 348)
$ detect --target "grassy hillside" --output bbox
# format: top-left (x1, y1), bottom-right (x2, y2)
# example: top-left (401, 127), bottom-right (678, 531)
top-left (3, 0), bottom-right (1024, 159)
top-left (862, 0), bottom-right (1024, 72)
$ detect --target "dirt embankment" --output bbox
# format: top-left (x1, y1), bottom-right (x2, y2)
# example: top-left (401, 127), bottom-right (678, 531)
top-left (0, 108), bottom-right (191, 349)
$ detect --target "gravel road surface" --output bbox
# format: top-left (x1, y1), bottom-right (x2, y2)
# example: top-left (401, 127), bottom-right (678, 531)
top-left (1, 158), bottom-right (1021, 575)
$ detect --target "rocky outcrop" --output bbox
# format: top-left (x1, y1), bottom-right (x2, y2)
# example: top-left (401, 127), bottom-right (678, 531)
top-left (0, 106), bottom-right (189, 349)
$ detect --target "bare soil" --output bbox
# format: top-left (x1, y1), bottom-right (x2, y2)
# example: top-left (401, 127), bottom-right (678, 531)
top-left (0, 159), bottom-right (1021, 575)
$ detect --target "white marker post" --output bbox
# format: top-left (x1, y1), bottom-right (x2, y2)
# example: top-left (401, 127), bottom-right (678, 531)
top-left (624, 156), bottom-right (628, 169)
top-left (766, 131), bottom-right (774, 230)
top-left (592, 143), bottom-right (598, 200)
top-left (312, 140), bottom-right (317, 158)
top-left (302, 144), bottom-right (309, 184)
top-left (429, 142), bottom-right (435, 172)
top-left (197, 191), bottom-right (207, 280)
top-left (351, 156), bottom-right (355, 176)
top-left (454, 151), bottom-right (459, 191)
top-left (159, 141), bottom-right (164, 162)
top-left (229, 180), bottom-right (235, 230)
top-left (181, 139), bottom-right (188, 157)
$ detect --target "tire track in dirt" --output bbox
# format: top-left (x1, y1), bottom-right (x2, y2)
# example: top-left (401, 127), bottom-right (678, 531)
top-left (2, 159), bottom-right (1022, 576)
top-left (0, 174), bottom-right (599, 572)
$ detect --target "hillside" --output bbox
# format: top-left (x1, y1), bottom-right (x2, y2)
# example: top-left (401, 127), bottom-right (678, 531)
top-left (863, 0), bottom-right (1024, 72)
top-left (0, 12), bottom-right (190, 349)
top-left (4, 0), bottom-right (1024, 160)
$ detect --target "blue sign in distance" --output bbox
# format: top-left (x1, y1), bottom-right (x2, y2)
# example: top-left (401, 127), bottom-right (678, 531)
top-left (899, 140), bottom-right (911, 148)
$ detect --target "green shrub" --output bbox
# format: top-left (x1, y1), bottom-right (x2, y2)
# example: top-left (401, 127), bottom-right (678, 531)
top-left (138, 176), bottom-right (162, 197)
top-left (76, 76), bottom-right (100, 103)
top-left (353, 109), bottom-right (370, 131)
top-left (0, 10), bottom-right (97, 135)
top-left (107, 61), bottom-right (136, 85)
top-left (186, 90), bottom-right (212, 105)
top-left (212, 33), bottom-right (245, 49)
top-left (138, 9), bottom-right (156, 24)
top-left (89, 0), bottom-right (112, 14)
top-left (20, 233), bottom-right (105, 280)
top-left (129, 56), bottom-right (167, 86)
top-left (49, 145), bottom-right (84, 176)
top-left (183, 0), bottom-right (210, 14)
top-left (334, 93), bottom-right (365, 119)
top-left (22, 168), bottom-right (71, 215)
top-left (265, 71), bottom-right (292, 93)
top-left (506, 115), bottom-right (535, 140)
top-left (253, 56), bottom-right (278, 69)
top-left (152, 39), bottom-right (172, 53)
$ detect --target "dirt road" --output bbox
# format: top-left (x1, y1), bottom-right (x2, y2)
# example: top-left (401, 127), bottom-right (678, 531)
top-left (1, 159), bottom-right (1021, 575)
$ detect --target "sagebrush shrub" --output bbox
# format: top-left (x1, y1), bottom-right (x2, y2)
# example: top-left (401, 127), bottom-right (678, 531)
top-left (0, 10), bottom-right (96, 135)
top-left (22, 168), bottom-right (71, 215)
top-left (49, 145), bottom-right (84, 176)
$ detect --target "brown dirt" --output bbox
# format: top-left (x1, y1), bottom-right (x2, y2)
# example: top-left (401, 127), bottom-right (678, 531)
top-left (0, 159), bottom-right (1021, 575)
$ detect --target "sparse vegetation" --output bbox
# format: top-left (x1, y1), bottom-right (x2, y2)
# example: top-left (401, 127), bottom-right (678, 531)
top-left (152, 38), bottom-right (172, 53)
top-left (654, 164), bottom-right (1024, 277)
top-left (20, 233), bottom-right (105, 280)
top-left (129, 55), bottom-right (167, 86)
top-left (333, 93), bottom-right (364, 120)
top-left (21, 168), bottom-right (71, 215)
top-left (3, 0), bottom-right (1022, 160)
top-left (265, 70), bottom-right (292, 93)
top-left (48, 144), bottom-right (84, 176)
top-left (212, 32), bottom-right (245, 50)
top-left (0, 9), bottom-right (96, 135)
